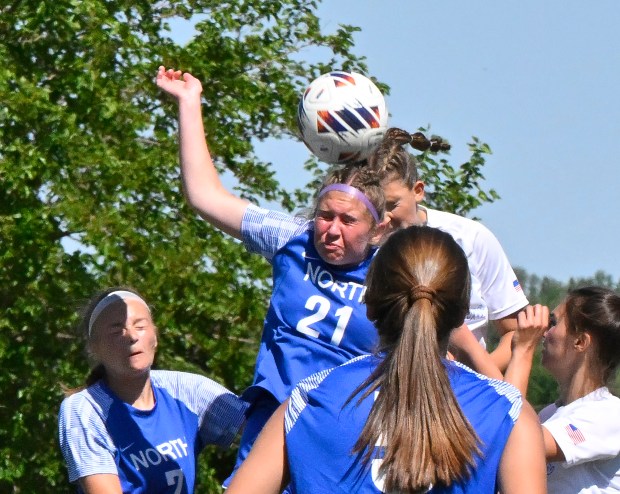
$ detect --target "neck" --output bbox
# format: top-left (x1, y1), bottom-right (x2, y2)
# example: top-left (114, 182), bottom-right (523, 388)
top-left (556, 364), bottom-right (604, 406)
top-left (416, 206), bottom-right (427, 225)
top-left (105, 372), bottom-right (155, 410)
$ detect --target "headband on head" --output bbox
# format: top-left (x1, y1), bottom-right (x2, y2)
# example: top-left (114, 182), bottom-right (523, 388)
top-left (88, 290), bottom-right (150, 336)
top-left (318, 183), bottom-right (380, 223)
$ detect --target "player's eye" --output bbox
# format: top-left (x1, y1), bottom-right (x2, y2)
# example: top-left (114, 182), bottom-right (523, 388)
top-left (548, 313), bottom-right (557, 327)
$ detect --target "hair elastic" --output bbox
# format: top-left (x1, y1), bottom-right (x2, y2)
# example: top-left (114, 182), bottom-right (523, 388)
top-left (318, 183), bottom-right (380, 223)
top-left (88, 290), bottom-right (150, 336)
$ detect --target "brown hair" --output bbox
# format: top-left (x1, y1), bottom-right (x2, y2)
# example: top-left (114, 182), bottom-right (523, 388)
top-left (314, 164), bottom-right (386, 225)
top-left (352, 225), bottom-right (479, 492)
top-left (367, 127), bottom-right (450, 189)
top-left (62, 286), bottom-right (152, 397)
top-left (564, 286), bottom-right (620, 383)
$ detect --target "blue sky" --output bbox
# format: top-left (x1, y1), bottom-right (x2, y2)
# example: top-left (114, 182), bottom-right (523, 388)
top-left (172, 1), bottom-right (620, 282)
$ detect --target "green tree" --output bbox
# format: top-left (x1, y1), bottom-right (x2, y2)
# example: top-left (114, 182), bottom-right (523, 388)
top-left (1, 1), bottom-right (498, 492)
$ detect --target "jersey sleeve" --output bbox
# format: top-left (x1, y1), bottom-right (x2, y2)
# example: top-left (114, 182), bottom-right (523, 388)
top-left (469, 222), bottom-right (528, 320)
top-left (542, 402), bottom-right (620, 466)
top-left (58, 394), bottom-right (118, 483)
top-left (153, 371), bottom-right (248, 450)
top-left (241, 204), bottom-right (309, 261)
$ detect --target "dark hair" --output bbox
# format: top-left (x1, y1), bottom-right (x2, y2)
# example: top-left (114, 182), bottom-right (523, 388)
top-left (367, 127), bottom-right (450, 189)
top-left (352, 225), bottom-right (478, 492)
top-left (62, 286), bottom-right (151, 397)
top-left (314, 164), bottom-right (385, 225)
top-left (564, 286), bottom-right (620, 383)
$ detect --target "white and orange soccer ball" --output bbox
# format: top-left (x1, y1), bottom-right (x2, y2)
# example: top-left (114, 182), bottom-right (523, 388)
top-left (297, 71), bottom-right (388, 164)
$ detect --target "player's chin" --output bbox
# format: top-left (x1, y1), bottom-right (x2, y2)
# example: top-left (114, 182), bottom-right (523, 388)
top-left (317, 247), bottom-right (345, 264)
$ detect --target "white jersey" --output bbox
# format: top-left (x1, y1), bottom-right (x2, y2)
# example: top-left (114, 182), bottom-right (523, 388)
top-left (539, 387), bottom-right (620, 493)
top-left (423, 206), bottom-right (528, 346)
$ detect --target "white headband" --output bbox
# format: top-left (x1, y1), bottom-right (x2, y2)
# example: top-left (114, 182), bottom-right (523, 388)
top-left (88, 290), bottom-right (150, 336)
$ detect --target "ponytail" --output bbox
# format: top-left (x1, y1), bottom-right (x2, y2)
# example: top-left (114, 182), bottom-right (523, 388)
top-left (351, 226), bottom-right (478, 492)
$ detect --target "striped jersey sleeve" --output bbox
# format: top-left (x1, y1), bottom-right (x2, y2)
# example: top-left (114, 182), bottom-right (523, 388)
top-left (285, 355), bottom-right (369, 434)
top-left (452, 360), bottom-right (523, 423)
top-left (58, 386), bottom-right (119, 482)
top-left (241, 203), bottom-right (309, 261)
top-left (150, 370), bottom-right (248, 448)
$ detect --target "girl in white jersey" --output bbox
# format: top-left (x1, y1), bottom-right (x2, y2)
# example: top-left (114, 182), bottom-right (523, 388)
top-left (366, 128), bottom-right (529, 372)
top-left (58, 287), bottom-right (247, 493)
top-left (227, 225), bottom-right (546, 494)
top-left (506, 287), bottom-right (620, 493)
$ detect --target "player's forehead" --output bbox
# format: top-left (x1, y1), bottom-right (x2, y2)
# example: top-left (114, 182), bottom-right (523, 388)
top-left (98, 298), bottom-right (151, 324)
top-left (317, 190), bottom-right (369, 216)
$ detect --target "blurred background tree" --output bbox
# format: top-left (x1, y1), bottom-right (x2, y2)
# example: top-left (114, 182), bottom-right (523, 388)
top-left (1, 1), bottom-right (616, 492)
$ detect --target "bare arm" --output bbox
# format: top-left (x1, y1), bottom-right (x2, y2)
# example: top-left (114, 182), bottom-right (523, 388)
top-left (78, 474), bottom-right (123, 494)
top-left (448, 324), bottom-right (503, 380)
top-left (503, 304), bottom-right (548, 397)
top-left (498, 400), bottom-right (547, 493)
top-left (542, 426), bottom-right (566, 462)
top-left (489, 313), bottom-right (520, 372)
top-left (227, 402), bottom-right (290, 494)
top-left (156, 66), bottom-right (248, 239)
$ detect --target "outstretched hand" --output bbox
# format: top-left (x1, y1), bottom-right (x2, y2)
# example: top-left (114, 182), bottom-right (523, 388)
top-left (513, 304), bottom-right (549, 352)
top-left (156, 66), bottom-right (203, 101)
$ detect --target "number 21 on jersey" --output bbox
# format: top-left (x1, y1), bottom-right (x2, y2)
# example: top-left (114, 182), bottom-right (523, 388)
top-left (295, 295), bottom-right (353, 346)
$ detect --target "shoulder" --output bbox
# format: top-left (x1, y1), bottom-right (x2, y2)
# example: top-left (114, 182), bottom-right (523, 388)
top-left (241, 204), bottom-right (310, 260)
top-left (59, 383), bottom-right (113, 426)
top-left (424, 207), bottom-right (500, 249)
top-left (449, 361), bottom-right (523, 423)
top-left (286, 355), bottom-right (373, 432)
top-left (151, 370), bottom-right (247, 422)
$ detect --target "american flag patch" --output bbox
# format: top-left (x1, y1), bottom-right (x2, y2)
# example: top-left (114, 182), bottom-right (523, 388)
top-left (513, 279), bottom-right (522, 292)
top-left (565, 423), bottom-right (585, 444)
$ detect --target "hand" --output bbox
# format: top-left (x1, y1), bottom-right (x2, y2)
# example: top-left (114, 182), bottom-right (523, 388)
top-left (156, 66), bottom-right (203, 101)
top-left (513, 304), bottom-right (549, 352)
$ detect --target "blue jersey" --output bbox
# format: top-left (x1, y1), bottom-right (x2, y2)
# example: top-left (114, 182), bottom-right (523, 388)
top-left (58, 370), bottom-right (247, 493)
top-left (242, 205), bottom-right (378, 403)
top-left (285, 356), bottom-right (522, 494)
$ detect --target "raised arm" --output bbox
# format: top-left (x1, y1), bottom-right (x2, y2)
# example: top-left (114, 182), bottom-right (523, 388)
top-left (503, 304), bottom-right (549, 397)
top-left (489, 313), bottom-right (519, 372)
top-left (448, 324), bottom-right (503, 380)
top-left (156, 66), bottom-right (248, 239)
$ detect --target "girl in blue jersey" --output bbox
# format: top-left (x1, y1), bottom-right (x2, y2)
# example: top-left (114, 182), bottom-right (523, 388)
top-left (227, 226), bottom-right (546, 494)
top-left (58, 287), bottom-right (247, 493)
top-left (156, 67), bottom-right (389, 484)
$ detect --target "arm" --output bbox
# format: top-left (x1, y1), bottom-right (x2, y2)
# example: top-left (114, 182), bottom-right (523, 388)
top-left (498, 400), bottom-right (547, 494)
top-left (226, 401), bottom-right (290, 494)
top-left (448, 324), bottom-right (503, 380)
top-left (542, 426), bottom-right (566, 462)
top-left (156, 66), bottom-right (248, 239)
top-left (489, 313), bottom-right (518, 373)
top-left (79, 475), bottom-right (123, 494)
top-left (503, 304), bottom-right (548, 396)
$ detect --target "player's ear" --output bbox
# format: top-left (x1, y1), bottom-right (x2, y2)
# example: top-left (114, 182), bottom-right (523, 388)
top-left (574, 331), bottom-right (592, 353)
top-left (413, 180), bottom-right (425, 202)
top-left (370, 217), bottom-right (390, 245)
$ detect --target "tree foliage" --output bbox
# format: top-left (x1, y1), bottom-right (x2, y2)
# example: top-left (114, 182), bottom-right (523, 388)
top-left (0, 1), bottom-right (503, 492)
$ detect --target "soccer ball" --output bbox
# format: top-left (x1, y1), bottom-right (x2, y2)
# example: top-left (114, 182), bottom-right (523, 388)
top-left (297, 71), bottom-right (388, 164)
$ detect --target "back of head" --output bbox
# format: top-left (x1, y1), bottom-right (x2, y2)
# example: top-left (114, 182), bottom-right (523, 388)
top-left (366, 127), bottom-right (451, 189)
top-left (365, 225), bottom-right (470, 348)
top-left (354, 226), bottom-right (477, 492)
top-left (564, 286), bottom-right (620, 382)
